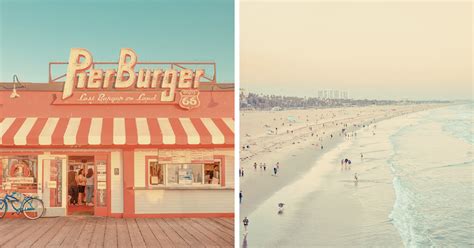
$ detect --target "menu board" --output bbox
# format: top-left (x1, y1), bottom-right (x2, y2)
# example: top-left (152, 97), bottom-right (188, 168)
top-left (202, 149), bottom-right (214, 161)
top-left (96, 161), bottom-right (107, 206)
top-left (97, 174), bottom-right (106, 181)
top-left (190, 150), bottom-right (203, 161)
top-left (97, 163), bottom-right (106, 173)
top-left (172, 150), bottom-right (186, 163)
top-left (160, 150), bottom-right (172, 159)
top-left (97, 182), bottom-right (106, 190)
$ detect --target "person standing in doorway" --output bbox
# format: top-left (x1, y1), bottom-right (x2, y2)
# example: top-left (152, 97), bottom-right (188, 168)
top-left (76, 169), bottom-right (86, 205)
top-left (85, 168), bottom-right (95, 207)
top-left (68, 166), bottom-right (78, 206)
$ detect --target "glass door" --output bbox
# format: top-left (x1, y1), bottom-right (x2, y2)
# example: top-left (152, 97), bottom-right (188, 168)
top-left (38, 155), bottom-right (67, 216)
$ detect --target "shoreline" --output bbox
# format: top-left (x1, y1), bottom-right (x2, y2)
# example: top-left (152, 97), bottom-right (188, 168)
top-left (240, 104), bottom-right (445, 215)
top-left (239, 104), bottom-right (449, 246)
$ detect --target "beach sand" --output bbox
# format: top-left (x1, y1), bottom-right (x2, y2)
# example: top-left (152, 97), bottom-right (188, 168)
top-left (239, 104), bottom-right (445, 247)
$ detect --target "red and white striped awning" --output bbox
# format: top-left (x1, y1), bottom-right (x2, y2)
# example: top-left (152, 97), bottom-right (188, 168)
top-left (0, 117), bottom-right (234, 146)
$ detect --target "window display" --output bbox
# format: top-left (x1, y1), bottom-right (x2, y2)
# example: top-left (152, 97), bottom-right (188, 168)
top-left (0, 155), bottom-right (38, 192)
top-left (148, 161), bottom-right (221, 186)
top-left (204, 162), bottom-right (221, 185)
top-left (149, 161), bottom-right (164, 185)
top-left (167, 164), bottom-right (202, 185)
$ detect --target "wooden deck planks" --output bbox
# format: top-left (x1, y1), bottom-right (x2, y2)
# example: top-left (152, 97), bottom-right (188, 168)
top-left (164, 218), bottom-right (203, 247)
top-left (135, 218), bottom-right (161, 247)
top-left (154, 218), bottom-right (189, 248)
top-left (125, 218), bottom-right (146, 247)
top-left (211, 218), bottom-right (234, 230)
top-left (188, 219), bottom-right (233, 247)
top-left (30, 217), bottom-right (71, 248)
top-left (0, 217), bottom-right (234, 247)
top-left (103, 217), bottom-right (118, 248)
top-left (176, 219), bottom-right (220, 247)
top-left (15, 217), bottom-right (62, 248)
top-left (60, 217), bottom-right (89, 248)
top-left (144, 218), bottom-right (175, 248)
top-left (89, 217), bottom-right (107, 248)
top-left (75, 217), bottom-right (98, 248)
top-left (46, 217), bottom-right (80, 247)
top-left (0, 219), bottom-right (34, 246)
top-left (116, 218), bottom-right (133, 248)
top-left (193, 218), bottom-right (234, 240)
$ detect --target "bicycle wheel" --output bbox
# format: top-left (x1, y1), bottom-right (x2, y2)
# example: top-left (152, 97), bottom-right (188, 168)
top-left (0, 199), bottom-right (7, 219)
top-left (22, 198), bottom-right (44, 220)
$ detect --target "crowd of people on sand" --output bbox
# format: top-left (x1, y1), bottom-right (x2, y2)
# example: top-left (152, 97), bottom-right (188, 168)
top-left (341, 158), bottom-right (353, 170)
top-left (239, 106), bottom-right (440, 243)
top-left (240, 115), bottom-right (386, 239)
top-left (67, 166), bottom-right (95, 207)
top-left (340, 157), bottom-right (361, 183)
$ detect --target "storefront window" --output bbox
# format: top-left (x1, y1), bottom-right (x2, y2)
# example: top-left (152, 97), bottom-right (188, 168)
top-left (149, 161), bottom-right (164, 185)
top-left (204, 162), bottom-right (221, 185)
top-left (147, 159), bottom-right (221, 187)
top-left (167, 164), bottom-right (202, 185)
top-left (0, 155), bottom-right (38, 192)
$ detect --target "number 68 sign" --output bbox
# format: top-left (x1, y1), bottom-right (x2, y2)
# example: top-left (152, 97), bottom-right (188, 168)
top-left (179, 90), bottom-right (200, 110)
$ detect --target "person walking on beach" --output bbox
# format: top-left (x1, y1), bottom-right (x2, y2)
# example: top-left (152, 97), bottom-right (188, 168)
top-left (243, 217), bottom-right (249, 232)
top-left (240, 191), bottom-right (243, 204)
top-left (263, 163), bottom-right (267, 171)
top-left (253, 162), bottom-right (257, 170)
top-left (241, 167), bottom-right (245, 177)
top-left (259, 163), bottom-right (263, 170)
top-left (354, 173), bottom-right (359, 183)
top-left (273, 165), bottom-right (278, 176)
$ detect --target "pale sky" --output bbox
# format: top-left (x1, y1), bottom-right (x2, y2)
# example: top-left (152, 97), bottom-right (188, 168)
top-left (241, 0), bottom-right (473, 100)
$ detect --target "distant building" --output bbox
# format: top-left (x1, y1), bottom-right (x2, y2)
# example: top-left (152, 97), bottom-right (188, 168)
top-left (317, 89), bottom-right (349, 100)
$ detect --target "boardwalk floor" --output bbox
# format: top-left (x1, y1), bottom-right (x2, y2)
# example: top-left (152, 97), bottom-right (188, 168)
top-left (0, 217), bottom-right (234, 248)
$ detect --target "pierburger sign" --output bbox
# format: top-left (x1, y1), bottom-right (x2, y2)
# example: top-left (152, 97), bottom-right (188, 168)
top-left (52, 48), bottom-right (205, 110)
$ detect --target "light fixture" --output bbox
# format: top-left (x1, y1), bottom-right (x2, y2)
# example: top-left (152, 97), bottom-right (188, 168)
top-left (9, 75), bottom-right (21, 99)
top-left (207, 84), bottom-right (218, 107)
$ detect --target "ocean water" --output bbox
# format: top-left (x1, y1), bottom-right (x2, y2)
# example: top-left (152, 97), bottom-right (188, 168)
top-left (242, 104), bottom-right (473, 247)
top-left (389, 104), bottom-right (474, 247)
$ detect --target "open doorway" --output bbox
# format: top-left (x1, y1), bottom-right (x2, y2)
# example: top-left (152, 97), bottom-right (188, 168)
top-left (67, 156), bottom-right (95, 216)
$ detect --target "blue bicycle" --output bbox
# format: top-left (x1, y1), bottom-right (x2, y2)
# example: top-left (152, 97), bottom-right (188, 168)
top-left (0, 192), bottom-right (45, 220)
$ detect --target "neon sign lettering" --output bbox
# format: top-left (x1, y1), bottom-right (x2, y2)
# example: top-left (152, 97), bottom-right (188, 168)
top-left (62, 48), bottom-right (205, 102)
